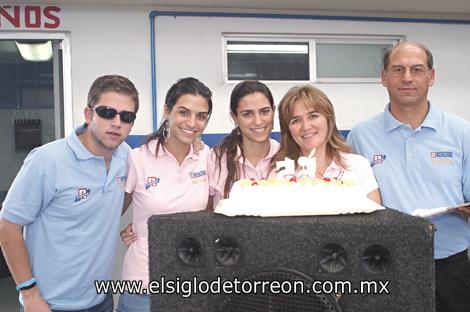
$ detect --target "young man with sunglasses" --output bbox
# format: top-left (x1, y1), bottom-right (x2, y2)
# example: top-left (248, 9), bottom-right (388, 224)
top-left (348, 42), bottom-right (470, 312)
top-left (0, 75), bottom-right (139, 312)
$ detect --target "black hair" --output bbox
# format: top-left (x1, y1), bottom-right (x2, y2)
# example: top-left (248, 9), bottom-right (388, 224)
top-left (143, 77), bottom-right (213, 154)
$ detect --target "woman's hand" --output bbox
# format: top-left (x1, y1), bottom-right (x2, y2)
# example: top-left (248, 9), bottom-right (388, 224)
top-left (120, 223), bottom-right (137, 248)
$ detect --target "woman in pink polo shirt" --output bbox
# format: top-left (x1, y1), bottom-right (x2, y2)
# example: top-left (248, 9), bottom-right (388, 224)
top-left (271, 84), bottom-right (381, 203)
top-left (117, 77), bottom-right (213, 312)
top-left (208, 80), bottom-right (279, 209)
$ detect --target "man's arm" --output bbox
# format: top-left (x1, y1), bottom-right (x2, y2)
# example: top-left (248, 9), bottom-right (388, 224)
top-left (206, 195), bottom-right (214, 210)
top-left (458, 122), bottom-right (470, 217)
top-left (0, 218), bottom-right (51, 312)
top-left (121, 192), bottom-right (133, 216)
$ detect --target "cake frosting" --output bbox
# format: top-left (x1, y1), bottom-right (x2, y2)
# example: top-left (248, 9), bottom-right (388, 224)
top-left (214, 177), bottom-right (384, 217)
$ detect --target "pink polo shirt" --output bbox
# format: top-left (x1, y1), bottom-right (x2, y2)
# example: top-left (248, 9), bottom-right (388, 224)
top-left (122, 139), bottom-right (209, 287)
top-left (208, 139), bottom-right (280, 207)
top-left (323, 152), bottom-right (378, 195)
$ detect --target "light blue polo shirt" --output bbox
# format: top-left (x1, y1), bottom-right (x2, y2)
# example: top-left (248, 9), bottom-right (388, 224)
top-left (348, 103), bottom-right (470, 259)
top-left (0, 127), bottom-right (129, 309)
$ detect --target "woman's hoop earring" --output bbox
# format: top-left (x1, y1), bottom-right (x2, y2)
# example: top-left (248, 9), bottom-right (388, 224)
top-left (162, 120), bottom-right (170, 142)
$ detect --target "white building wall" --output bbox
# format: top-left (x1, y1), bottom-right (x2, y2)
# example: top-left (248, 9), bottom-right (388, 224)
top-left (59, 5), bottom-right (152, 134)
top-left (154, 15), bottom-right (470, 133)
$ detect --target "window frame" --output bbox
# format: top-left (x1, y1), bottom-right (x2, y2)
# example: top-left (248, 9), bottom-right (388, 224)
top-left (222, 33), bottom-right (404, 84)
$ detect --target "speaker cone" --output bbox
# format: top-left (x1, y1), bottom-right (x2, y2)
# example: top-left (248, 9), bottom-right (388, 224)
top-left (214, 237), bottom-right (241, 266)
top-left (319, 243), bottom-right (347, 273)
top-left (177, 237), bottom-right (202, 266)
top-left (362, 244), bottom-right (392, 274)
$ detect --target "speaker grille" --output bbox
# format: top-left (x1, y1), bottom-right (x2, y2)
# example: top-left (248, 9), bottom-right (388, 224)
top-left (217, 268), bottom-right (341, 312)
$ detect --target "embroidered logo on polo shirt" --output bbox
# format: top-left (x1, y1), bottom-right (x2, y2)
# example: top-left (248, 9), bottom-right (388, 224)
top-left (371, 154), bottom-right (386, 167)
top-left (189, 170), bottom-right (207, 184)
top-left (75, 188), bottom-right (90, 202)
top-left (145, 177), bottom-right (160, 189)
top-left (431, 151), bottom-right (453, 165)
top-left (116, 176), bottom-right (127, 190)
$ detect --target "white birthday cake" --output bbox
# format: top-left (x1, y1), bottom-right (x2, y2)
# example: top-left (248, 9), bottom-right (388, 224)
top-left (214, 176), bottom-right (384, 217)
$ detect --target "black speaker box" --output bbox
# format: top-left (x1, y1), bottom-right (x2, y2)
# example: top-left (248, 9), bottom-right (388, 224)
top-left (148, 209), bottom-right (435, 312)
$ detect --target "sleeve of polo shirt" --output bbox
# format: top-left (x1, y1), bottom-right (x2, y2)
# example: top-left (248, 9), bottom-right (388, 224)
top-left (346, 129), bottom-right (360, 154)
top-left (125, 149), bottom-right (138, 194)
top-left (0, 150), bottom-right (55, 226)
top-left (355, 155), bottom-right (379, 195)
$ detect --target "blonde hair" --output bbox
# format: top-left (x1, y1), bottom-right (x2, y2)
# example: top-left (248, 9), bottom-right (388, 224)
top-left (271, 85), bottom-right (351, 170)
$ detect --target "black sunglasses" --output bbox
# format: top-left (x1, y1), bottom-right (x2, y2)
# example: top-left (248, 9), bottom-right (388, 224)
top-left (90, 106), bottom-right (136, 123)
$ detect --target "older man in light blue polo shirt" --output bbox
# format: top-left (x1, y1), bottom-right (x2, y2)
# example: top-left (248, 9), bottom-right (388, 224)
top-left (0, 75), bottom-right (139, 312)
top-left (348, 42), bottom-right (470, 312)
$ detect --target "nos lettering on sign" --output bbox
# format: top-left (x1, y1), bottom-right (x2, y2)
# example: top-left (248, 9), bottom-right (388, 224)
top-left (0, 5), bottom-right (61, 29)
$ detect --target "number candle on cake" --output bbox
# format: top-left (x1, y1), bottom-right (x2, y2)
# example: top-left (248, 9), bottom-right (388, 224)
top-left (296, 148), bottom-right (316, 179)
top-left (276, 157), bottom-right (295, 178)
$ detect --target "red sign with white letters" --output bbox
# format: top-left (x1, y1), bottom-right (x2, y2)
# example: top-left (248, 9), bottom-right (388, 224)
top-left (0, 5), bottom-right (61, 29)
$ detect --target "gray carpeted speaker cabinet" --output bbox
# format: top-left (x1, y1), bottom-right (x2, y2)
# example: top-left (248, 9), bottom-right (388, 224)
top-left (148, 209), bottom-right (435, 312)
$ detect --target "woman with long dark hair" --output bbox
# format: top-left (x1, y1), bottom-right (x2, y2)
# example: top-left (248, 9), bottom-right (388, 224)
top-left (117, 77), bottom-right (213, 312)
top-left (208, 80), bottom-right (279, 208)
